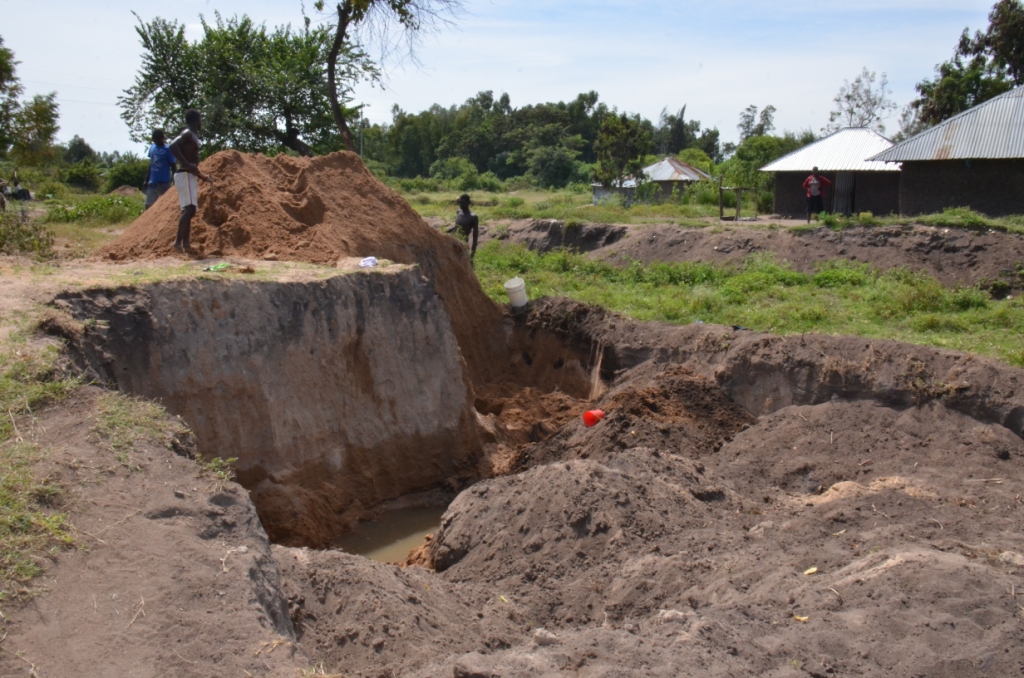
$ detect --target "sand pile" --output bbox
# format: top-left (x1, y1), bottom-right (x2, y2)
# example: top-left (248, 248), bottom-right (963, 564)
top-left (102, 150), bottom-right (504, 382)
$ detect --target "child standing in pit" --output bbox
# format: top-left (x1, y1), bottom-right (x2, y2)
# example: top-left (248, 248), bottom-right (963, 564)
top-left (143, 129), bottom-right (176, 210)
top-left (168, 109), bottom-right (214, 253)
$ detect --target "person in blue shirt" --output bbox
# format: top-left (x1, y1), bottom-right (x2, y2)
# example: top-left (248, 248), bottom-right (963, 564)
top-left (143, 129), bottom-right (176, 210)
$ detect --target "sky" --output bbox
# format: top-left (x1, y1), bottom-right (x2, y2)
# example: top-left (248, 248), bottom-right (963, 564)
top-left (1, 0), bottom-right (998, 155)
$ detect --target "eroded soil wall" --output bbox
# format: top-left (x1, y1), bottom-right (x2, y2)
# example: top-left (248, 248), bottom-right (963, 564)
top-left (52, 268), bottom-right (481, 547)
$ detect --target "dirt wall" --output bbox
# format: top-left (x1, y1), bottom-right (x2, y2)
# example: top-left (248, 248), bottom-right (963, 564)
top-left (52, 269), bottom-right (482, 547)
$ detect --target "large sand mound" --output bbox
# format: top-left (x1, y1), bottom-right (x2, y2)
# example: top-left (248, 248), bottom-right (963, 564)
top-left (102, 150), bottom-right (504, 382)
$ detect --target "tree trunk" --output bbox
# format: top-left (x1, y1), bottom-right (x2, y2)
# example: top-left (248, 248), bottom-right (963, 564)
top-left (327, 2), bottom-right (357, 152)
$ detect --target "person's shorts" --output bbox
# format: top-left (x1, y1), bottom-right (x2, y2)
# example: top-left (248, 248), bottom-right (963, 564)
top-left (807, 194), bottom-right (825, 215)
top-left (174, 172), bottom-right (198, 209)
top-left (145, 181), bottom-right (172, 208)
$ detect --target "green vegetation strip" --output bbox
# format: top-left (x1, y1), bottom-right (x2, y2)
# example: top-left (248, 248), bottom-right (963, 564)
top-left (474, 242), bottom-right (1024, 368)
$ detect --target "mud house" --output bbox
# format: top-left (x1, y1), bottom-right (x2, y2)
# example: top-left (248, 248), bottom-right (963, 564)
top-left (759, 128), bottom-right (900, 217)
top-left (869, 87), bottom-right (1024, 216)
top-left (592, 157), bottom-right (710, 204)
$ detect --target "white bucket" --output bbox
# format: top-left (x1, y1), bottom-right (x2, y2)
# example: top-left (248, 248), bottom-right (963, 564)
top-left (504, 277), bottom-right (528, 307)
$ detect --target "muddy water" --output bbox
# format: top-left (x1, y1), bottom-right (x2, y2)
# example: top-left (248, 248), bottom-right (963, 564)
top-left (334, 506), bottom-right (447, 563)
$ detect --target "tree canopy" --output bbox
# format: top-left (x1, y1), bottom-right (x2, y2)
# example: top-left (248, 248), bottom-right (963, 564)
top-left (593, 113), bottom-right (653, 188)
top-left (119, 13), bottom-right (378, 156)
top-left (909, 0), bottom-right (1023, 127)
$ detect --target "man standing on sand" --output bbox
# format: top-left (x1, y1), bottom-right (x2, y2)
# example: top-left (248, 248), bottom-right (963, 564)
top-left (143, 129), bottom-right (176, 211)
top-left (454, 193), bottom-right (479, 261)
top-left (168, 109), bottom-right (214, 252)
top-left (802, 166), bottom-right (831, 223)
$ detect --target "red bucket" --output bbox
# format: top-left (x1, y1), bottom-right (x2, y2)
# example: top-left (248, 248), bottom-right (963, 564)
top-left (582, 409), bottom-right (605, 427)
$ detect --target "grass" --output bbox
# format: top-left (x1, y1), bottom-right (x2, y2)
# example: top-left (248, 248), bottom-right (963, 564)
top-left (474, 243), bottom-right (1024, 368)
top-left (0, 441), bottom-right (73, 593)
top-left (0, 319), bottom-right (78, 598)
top-left (408, 188), bottom-right (735, 225)
top-left (92, 392), bottom-right (188, 469)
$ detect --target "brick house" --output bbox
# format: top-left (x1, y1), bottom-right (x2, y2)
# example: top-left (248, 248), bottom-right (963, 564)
top-left (869, 87), bottom-right (1024, 216)
top-left (760, 128), bottom-right (900, 218)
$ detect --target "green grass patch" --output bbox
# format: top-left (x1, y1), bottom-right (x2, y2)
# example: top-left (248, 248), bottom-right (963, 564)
top-left (474, 242), bottom-right (1024, 366)
top-left (0, 211), bottom-right (55, 259)
top-left (44, 195), bottom-right (144, 225)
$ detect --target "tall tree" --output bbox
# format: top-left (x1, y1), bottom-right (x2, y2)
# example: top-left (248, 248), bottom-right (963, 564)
top-left (910, 1), bottom-right (1022, 127)
top-left (120, 13), bottom-right (377, 156)
top-left (593, 112), bottom-right (652, 188)
top-left (314, 0), bottom-right (463, 151)
top-left (823, 68), bottom-right (896, 134)
top-left (0, 35), bottom-right (23, 158)
top-left (737, 104), bottom-right (776, 141)
top-left (11, 93), bottom-right (59, 165)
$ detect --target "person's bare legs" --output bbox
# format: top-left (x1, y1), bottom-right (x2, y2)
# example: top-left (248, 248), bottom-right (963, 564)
top-left (174, 205), bottom-right (196, 251)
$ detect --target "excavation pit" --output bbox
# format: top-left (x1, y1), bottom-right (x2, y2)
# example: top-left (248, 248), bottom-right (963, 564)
top-left (333, 505), bottom-right (447, 563)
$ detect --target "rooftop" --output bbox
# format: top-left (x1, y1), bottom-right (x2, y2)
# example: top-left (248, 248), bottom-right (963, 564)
top-left (760, 128), bottom-right (899, 173)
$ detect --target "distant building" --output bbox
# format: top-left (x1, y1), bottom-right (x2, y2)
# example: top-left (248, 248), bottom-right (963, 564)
top-left (592, 157), bottom-right (710, 205)
top-left (869, 87), bottom-right (1024, 216)
top-left (760, 128), bottom-right (901, 218)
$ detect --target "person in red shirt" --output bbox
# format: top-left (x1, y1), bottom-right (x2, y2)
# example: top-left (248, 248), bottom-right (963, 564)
top-left (802, 167), bottom-right (832, 223)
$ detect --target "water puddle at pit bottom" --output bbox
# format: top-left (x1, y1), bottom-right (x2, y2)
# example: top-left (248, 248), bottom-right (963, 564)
top-left (333, 506), bottom-right (447, 563)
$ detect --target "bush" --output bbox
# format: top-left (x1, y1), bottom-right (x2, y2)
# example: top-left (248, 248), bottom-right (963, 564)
top-left (0, 212), bottom-right (54, 258)
top-left (813, 261), bottom-right (872, 288)
top-left (919, 207), bottom-right (992, 230)
top-left (62, 160), bottom-right (101, 192)
top-left (44, 195), bottom-right (144, 224)
top-left (757, 191), bottom-right (773, 213)
top-left (103, 156), bottom-right (149, 193)
top-left (33, 181), bottom-right (70, 200)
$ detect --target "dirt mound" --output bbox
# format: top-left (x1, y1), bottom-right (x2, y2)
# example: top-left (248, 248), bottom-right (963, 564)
top-left (109, 185), bottom-right (143, 198)
top-left (101, 150), bottom-right (504, 382)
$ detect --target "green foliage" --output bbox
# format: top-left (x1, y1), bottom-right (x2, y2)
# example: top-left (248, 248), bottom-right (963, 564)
top-left (474, 242), bottom-right (1024, 366)
top-left (62, 135), bottom-right (98, 165)
top-left (593, 112), bottom-right (652, 188)
top-left (10, 93), bottom-right (59, 165)
top-left (45, 195), bottom-right (144, 224)
top-left (910, 1), bottom-right (1022, 126)
top-left (103, 153), bottom-right (149, 193)
top-left (120, 13), bottom-right (379, 156)
top-left (0, 35), bottom-right (22, 157)
top-left (917, 206), bottom-right (993, 229)
top-left (0, 210), bottom-right (54, 258)
top-left (61, 159), bottom-right (101, 191)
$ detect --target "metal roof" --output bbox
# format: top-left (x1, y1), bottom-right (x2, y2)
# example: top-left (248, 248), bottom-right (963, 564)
top-left (591, 157), bottom-right (710, 188)
top-left (870, 87), bottom-right (1024, 162)
top-left (643, 157), bottom-right (711, 182)
top-left (759, 128), bottom-right (899, 173)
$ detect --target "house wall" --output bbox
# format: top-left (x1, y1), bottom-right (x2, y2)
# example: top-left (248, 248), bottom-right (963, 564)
top-left (899, 159), bottom-right (1024, 216)
top-left (771, 171), bottom-right (899, 218)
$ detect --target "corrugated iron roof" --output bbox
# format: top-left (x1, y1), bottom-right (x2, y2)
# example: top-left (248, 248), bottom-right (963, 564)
top-left (870, 87), bottom-right (1024, 162)
top-left (591, 157), bottom-right (710, 187)
top-left (643, 157), bottom-right (711, 182)
top-left (760, 128), bottom-right (899, 173)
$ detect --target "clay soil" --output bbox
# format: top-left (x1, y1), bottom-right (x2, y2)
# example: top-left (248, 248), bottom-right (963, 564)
top-left (463, 217), bottom-right (1024, 289)
top-left (5, 153), bottom-right (1024, 675)
top-left (278, 304), bottom-right (1024, 676)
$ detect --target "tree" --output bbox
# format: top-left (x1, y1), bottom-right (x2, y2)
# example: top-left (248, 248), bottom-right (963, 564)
top-left (11, 93), bottom-right (59, 165)
top-left (314, 0), bottom-right (463, 151)
top-left (824, 68), bottom-right (897, 134)
top-left (0, 35), bottom-right (23, 158)
top-left (119, 13), bottom-right (378, 156)
top-left (593, 112), bottom-right (652, 188)
top-left (910, 1), bottom-right (1022, 127)
top-left (738, 104), bottom-right (776, 141)
top-left (63, 135), bottom-right (98, 165)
